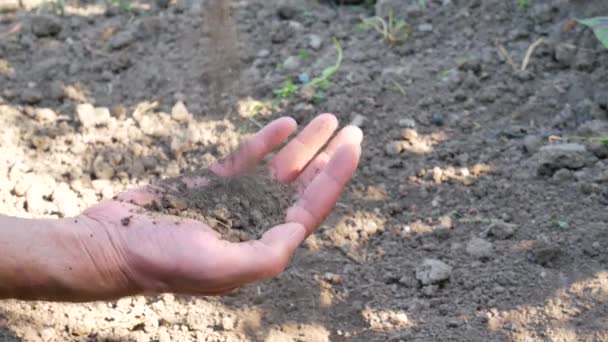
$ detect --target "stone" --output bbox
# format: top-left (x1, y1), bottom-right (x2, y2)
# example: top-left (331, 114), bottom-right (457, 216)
top-left (385, 141), bottom-right (404, 156)
top-left (554, 43), bottom-right (577, 66)
top-left (110, 29), bottom-right (137, 50)
top-left (529, 241), bottom-right (561, 266)
top-left (34, 108), bottom-right (58, 122)
top-left (417, 23), bottom-right (434, 32)
top-left (21, 88), bottom-right (43, 104)
top-left (432, 167), bottom-right (443, 184)
top-left (415, 259), bottom-right (452, 285)
top-left (523, 135), bottom-right (543, 154)
top-left (401, 128), bottom-right (418, 141)
top-left (535, 143), bottom-right (595, 176)
top-left (283, 56), bottom-right (300, 71)
top-left (31, 15), bottom-right (62, 37)
top-left (220, 316), bottom-right (235, 331)
top-left (398, 118), bottom-right (416, 128)
top-left (466, 237), bottom-right (493, 259)
top-left (431, 112), bottom-right (444, 126)
top-left (486, 220), bottom-right (517, 240)
top-left (77, 104), bottom-right (111, 128)
top-left (309, 34), bottom-right (323, 50)
top-left (171, 101), bottom-right (192, 122)
top-left (53, 182), bottom-right (80, 217)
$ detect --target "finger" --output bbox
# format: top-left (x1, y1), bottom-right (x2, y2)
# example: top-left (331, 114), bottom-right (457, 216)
top-left (269, 114), bottom-right (338, 183)
top-left (214, 223), bottom-right (306, 284)
top-left (286, 143), bottom-right (361, 235)
top-left (294, 125), bottom-right (363, 192)
top-left (115, 185), bottom-right (164, 206)
top-left (211, 117), bottom-right (297, 177)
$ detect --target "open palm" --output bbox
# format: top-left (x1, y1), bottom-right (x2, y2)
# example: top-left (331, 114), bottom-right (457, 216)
top-left (77, 114), bottom-right (362, 299)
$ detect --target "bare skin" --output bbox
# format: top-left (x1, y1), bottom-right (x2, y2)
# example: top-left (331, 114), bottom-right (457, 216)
top-left (0, 114), bottom-right (363, 302)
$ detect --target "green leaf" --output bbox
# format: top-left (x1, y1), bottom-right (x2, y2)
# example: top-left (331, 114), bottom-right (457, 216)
top-left (578, 17), bottom-right (608, 49)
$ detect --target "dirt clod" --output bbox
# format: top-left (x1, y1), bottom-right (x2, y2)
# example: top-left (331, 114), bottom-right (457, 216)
top-left (146, 170), bottom-right (294, 242)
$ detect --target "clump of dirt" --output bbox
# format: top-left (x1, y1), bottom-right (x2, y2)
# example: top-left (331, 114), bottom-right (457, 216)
top-left (146, 169), bottom-right (294, 242)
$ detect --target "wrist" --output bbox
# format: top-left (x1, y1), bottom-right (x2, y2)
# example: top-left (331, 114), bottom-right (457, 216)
top-left (0, 216), bottom-right (139, 301)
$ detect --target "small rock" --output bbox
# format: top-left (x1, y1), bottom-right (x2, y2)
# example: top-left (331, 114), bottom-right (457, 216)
top-left (109, 29), bottom-right (137, 50)
top-left (486, 220), bottom-right (517, 240)
top-left (21, 88), bottom-right (43, 104)
top-left (431, 113), bottom-right (444, 126)
top-left (401, 128), bottom-right (418, 141)
top-left (466, 237), bottom-right (493, 259)
top-left (77, 104), bottom-right (111, 128)
top-left (554, 43), bottom-right (577, 67)
top-left (171, 101), bottom-right (192, 122)
top-left (415, 259), bottom-right (452, 286)
top-left (398, 118), bottom-right (416, 128)
top-left (523, 135), bottom-right (543, 154)
top-left (221, 316), bottom-right (235, 331)
top-left (25, 175), bottom-right (56, 214)
top-left (323, 272), bottom-right (342, 285)
top-left (34, 108), bottom-right (58, 122)
top-left (574, 49), bottom-right (596, 72)
top-left (417, 23), bottom-right (433, 32)
top-left (535, 143), bottom-right (595, 176)
top-left (309, 34), bottom-right (323, 50)
top-left (432, 167), bottom-right (443, 184)
top-left (529, 241), bottom-right (561, 266)
top-left (31, 15), bottom-right (62, 37)
top-left (283, 56), bottom-right (300, 70)
top-left (421, 285), bottom-right (439, 297)
top-left (385, 141), bottom-right (404, 156)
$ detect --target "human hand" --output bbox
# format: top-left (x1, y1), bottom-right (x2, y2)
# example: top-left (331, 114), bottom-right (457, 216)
top-left (64, 114), bottom-right (362, 300)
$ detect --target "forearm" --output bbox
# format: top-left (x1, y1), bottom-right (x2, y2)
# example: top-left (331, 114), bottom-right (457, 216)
top-left (0, 216), bottom-right (137, 302)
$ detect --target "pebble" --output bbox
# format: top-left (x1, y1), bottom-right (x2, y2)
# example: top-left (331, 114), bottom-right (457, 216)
top-left (431, 113), bottom-right (444, 126)
top-left (554, 43), bottom-right (577, 67)
top-left (398, 118), bottom-right (416, 128)
top-left (385, 141), bottom-right (404, 156)
top-left (523, 135), bottom-right (543, 154)
top-left (33, 108), bottom-right (58, 122)
top-left (257, 49), bottom-right (271, 58)
top-left (466, 237), bottom-right (493, 259)
top-left (529, 241), bottom-right (561, 266)
top-left (171, 101), bottom-right (192, 122)
top-left (31, 15), bottom-right (62, 37)
top-left (401, 128), bottom-right (418, 141)
top-left (415, 259), bottom-right (452, 286)
top-left (309, 34), bottom-right (323, 50)
top-left (417, 23), bottom-right (434, 32)
top-left (21, 88), bottom-right (43, 104)
top-left (109, 29), bottom-right (137, 50)
top-left (486, 220), bottom-right (517, 240)
top-left (283, 56), bottom-right (300, 70)
top-left (77, 104), bottom-right (111, 128)
top-left (220, 316), bottom-right (235, 331)
top-left (432, 167), bottom-right (443, 184)
top-left (535, 143), bottom-right (596, 176)
top-left (25, 175), bottom-right (56, 214)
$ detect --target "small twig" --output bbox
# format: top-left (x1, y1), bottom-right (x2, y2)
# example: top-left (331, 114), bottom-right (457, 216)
top-left (497, 44), bottom-right (518, 71)
top-left (521, 38), bottom-right (544, 71)
top-left (247, 117), bottom-right (263, 129)
top-left (390, 80), bottom-right (407, 95)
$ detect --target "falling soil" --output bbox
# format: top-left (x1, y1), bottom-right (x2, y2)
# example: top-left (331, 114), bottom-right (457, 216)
top-left (145, 169), bottom-right (294, 242)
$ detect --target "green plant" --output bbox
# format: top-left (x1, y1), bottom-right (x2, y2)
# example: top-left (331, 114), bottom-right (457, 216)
top-left (109, 0), bottom-right (133, 12)
top-left (273, 38), bottom-right (343, 104)
top-left (578, 17), bottom-right (608, 49)
top-left (273, 78), bottom-right (298, 99)
top-left (518, 0), bottom-right (529, 10)
top-left (359, 11), bottom-right (411, 46)
top-left (299, 50), bottom-right (311, 59)
top-left (309, 37), bottom-right (343, 89)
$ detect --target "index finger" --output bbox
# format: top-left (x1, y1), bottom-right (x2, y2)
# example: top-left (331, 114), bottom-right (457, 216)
top-left (286, 143), bottom-right (361, 235)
